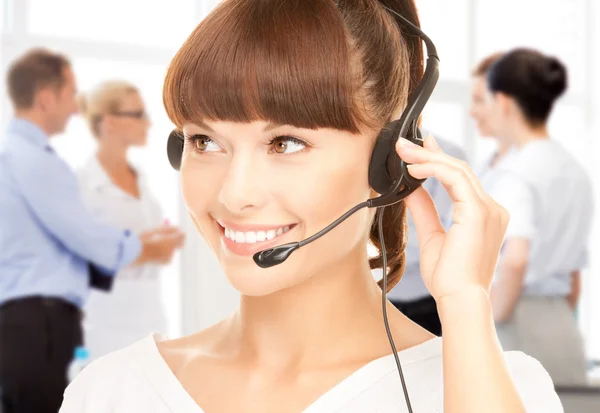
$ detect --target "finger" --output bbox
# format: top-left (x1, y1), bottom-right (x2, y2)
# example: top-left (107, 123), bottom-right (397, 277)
top-left (404, 186), bottom-right (445, 248)
top-left (423, 133), bottom-right (442, 152)
top-left (407, 162), bottom-right (482, 205)
top-left (156, 226), bottom-right (181, 235)
top-left (397, 141), bottom-right (487, 200)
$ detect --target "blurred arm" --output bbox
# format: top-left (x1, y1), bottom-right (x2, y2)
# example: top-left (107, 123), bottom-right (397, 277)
top-left (566, 270), bottom-right (581, 310)
top-left (488, 173), bottom-right (535, 323)
top-left (491, 238), bottom-right (529, 322)
top-left (11, 150), bottom-right (141, 274)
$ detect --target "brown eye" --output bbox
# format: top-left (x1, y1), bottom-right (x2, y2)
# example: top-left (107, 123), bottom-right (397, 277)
top-left (187, 135), bottom-right (219, 153)
top-left (269, 136), bottom-right (307, 155)
top-left (195, 136), bottom-right (209, 151)
top-left (273, 139), bottom-right (288, 154)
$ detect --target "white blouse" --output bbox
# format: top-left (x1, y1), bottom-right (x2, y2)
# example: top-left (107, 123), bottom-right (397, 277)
top-left (482, 140), bottom-right (593, 296)
top-left (78, 156), bottom-right (168, 359)
top-left (60, 334), bottom-right (563, 412)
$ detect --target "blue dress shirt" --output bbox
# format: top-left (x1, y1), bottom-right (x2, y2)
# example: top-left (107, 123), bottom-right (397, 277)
top-left (0, 118), bottom-right (141, 308)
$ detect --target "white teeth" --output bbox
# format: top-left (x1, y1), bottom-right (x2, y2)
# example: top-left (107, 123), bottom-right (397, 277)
top-left (224, 225), bottom-right (290, 244)
top-left (245, 231), bottom-right (257, 243)
top-left (235, 231), bottom-right (245, 243)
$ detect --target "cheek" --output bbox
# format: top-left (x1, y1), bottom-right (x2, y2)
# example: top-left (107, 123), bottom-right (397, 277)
top-left (278, 151), bottom-right (371, 223)
top-left (283, 152), bottom-right (372, 253)
top-left (181, 161), bottom-right (221, 235)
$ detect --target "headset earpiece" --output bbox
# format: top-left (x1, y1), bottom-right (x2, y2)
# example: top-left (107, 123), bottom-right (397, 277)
top-left (368, 119), bottom-right (425, 196)
top-left (167, 129), bottom-right (184, 171)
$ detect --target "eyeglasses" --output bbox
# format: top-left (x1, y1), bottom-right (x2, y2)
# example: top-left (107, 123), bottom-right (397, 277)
top-left (111, 110), bottom-right (148, 119)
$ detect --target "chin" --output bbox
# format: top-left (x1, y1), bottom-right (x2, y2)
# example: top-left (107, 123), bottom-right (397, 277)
top-left (225, 267), bottom-right (299, 296)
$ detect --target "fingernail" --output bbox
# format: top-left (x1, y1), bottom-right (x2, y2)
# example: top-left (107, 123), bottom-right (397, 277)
top-left (425, 134), bottom-right (441, 149)
top-left (396, 138), bottom-right (418, 149)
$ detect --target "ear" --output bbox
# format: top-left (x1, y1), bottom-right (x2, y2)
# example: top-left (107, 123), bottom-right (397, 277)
top-left (34, 88), bottom-right (54, 111)
top-left (497, 93), bottom-right (514, 116)
top-left (99, 114), bottom-right (114, 135)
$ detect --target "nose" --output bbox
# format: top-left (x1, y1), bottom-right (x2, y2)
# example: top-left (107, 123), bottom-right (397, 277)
top-left (218, 153), bottom-right (268, 214)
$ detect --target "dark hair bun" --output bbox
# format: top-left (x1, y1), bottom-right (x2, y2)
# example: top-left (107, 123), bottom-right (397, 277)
top-left (541, 57), bottom-right (567, 99)
top-left (487, 48), bottom-right (568, 124)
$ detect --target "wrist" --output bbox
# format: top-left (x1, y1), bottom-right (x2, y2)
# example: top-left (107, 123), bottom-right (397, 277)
top-left (436, 285), bottom-right (491, 322)
top-left (135, 239), bottom-right (154, 265)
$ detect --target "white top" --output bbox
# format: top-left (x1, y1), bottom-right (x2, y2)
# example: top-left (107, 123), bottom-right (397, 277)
top-left (78, 156), bottom-right (167, 358)
top-left (484, 139), bottom-right (593, 296)
top-left (388, 135), bottom-right (468, 301)
top-left (60, 334), bottom-right (563, 413)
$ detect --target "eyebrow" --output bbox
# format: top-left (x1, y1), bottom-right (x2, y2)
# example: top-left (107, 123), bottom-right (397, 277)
top-left (192, 120), bottom-right (283, 133)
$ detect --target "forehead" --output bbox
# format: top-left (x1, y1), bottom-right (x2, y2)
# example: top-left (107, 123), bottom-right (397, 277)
top-left (118, 92), bottom-right (143, 108)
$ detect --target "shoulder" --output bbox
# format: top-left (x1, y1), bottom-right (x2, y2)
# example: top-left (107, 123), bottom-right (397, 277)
top-left (345, 347), bottom-right (562, 412)
top-left (4, 136), bottom-right (53, 172)
top-left (60, 336), bottom-right (157, 412)
top-left (504, 351), bottom-right (564, 412)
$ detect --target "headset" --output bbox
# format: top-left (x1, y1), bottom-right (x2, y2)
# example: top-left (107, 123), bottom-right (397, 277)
top-left (167, 6), bottom-right (439, 412)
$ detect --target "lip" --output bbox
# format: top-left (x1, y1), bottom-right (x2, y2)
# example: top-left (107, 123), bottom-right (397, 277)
top-left (216, 221), bottom-right (298, 257)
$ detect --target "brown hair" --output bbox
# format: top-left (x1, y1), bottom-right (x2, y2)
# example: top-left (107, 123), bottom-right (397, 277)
top-left (163, 0), bottom-right (424, 292)
top-left (77, 80), bottom-right (139, 137)
top-left (6, 48), bottom-right (71, 110)
top-left (472, 52), bottom-right (504, 77)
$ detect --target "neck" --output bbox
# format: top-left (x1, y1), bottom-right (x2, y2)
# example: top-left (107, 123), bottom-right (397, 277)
top-left (222, 244), bottom-right (417, 369)
top-left (496, 139), bottom-right (512, 157)
top-left (96, 136), bottom-right (130, 173)
top-left (503, 121), bottom-right (549, 148)
top-left (15, 110), bottom-right (53, 137)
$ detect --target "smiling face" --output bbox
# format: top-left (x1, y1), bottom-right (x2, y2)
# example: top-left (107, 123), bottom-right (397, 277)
top-left (163, 0), bottom-right (419, 295)
top-left (181, 120), bottom-right (377, 296)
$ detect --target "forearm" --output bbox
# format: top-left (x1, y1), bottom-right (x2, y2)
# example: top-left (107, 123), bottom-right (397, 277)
top-left (490, 261), bottom-right (527, 322)
top-left (438, 287), bottom-right (525, 413)
top-left (566, 270), bottom-right (581, 309)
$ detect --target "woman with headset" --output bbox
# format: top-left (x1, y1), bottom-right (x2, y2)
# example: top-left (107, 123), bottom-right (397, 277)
top-left (60, 1), bottom-right (562, 412)
top-left (484, 49), bottom-right (592, 386)
top-left (77, 81), bottom-right (185, 360)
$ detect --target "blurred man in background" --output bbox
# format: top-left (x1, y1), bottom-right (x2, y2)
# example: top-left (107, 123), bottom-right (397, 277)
top-left (0, 48), bottom-right (184, 413)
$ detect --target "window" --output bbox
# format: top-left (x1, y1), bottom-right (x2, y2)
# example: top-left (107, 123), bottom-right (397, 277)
top-left (548, 104), bottom-right (590, 153)
top-left (28, 0), bottom-right (198, 49)
top-left (422, 101), bottom-right (467, 149)
top-left (418, 0), bottom-right (470, 81)
top-left (474, 0), bottom-right (588, 94)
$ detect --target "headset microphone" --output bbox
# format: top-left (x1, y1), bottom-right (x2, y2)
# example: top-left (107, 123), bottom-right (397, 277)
top-left (253, 201), bottom-right (370, 268)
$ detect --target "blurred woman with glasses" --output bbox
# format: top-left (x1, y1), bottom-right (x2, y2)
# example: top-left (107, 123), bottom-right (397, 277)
top-left (77, 81), bottom-right (185, 360)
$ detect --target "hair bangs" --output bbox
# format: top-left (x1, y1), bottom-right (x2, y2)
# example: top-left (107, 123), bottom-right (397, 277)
top-left (164, 0), bottom-right (370, 133)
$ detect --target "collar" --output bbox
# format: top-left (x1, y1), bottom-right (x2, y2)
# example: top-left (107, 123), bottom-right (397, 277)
top-left (7, 118), bottom-right (51, 149)
top-left (83, 155), bottom-right (145, 196)
top-left (83, 155), bottom-right (113, 192)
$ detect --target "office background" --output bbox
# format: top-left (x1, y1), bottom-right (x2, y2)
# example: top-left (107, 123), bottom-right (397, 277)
top-left (0, 0), bottom-right (598, 364)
